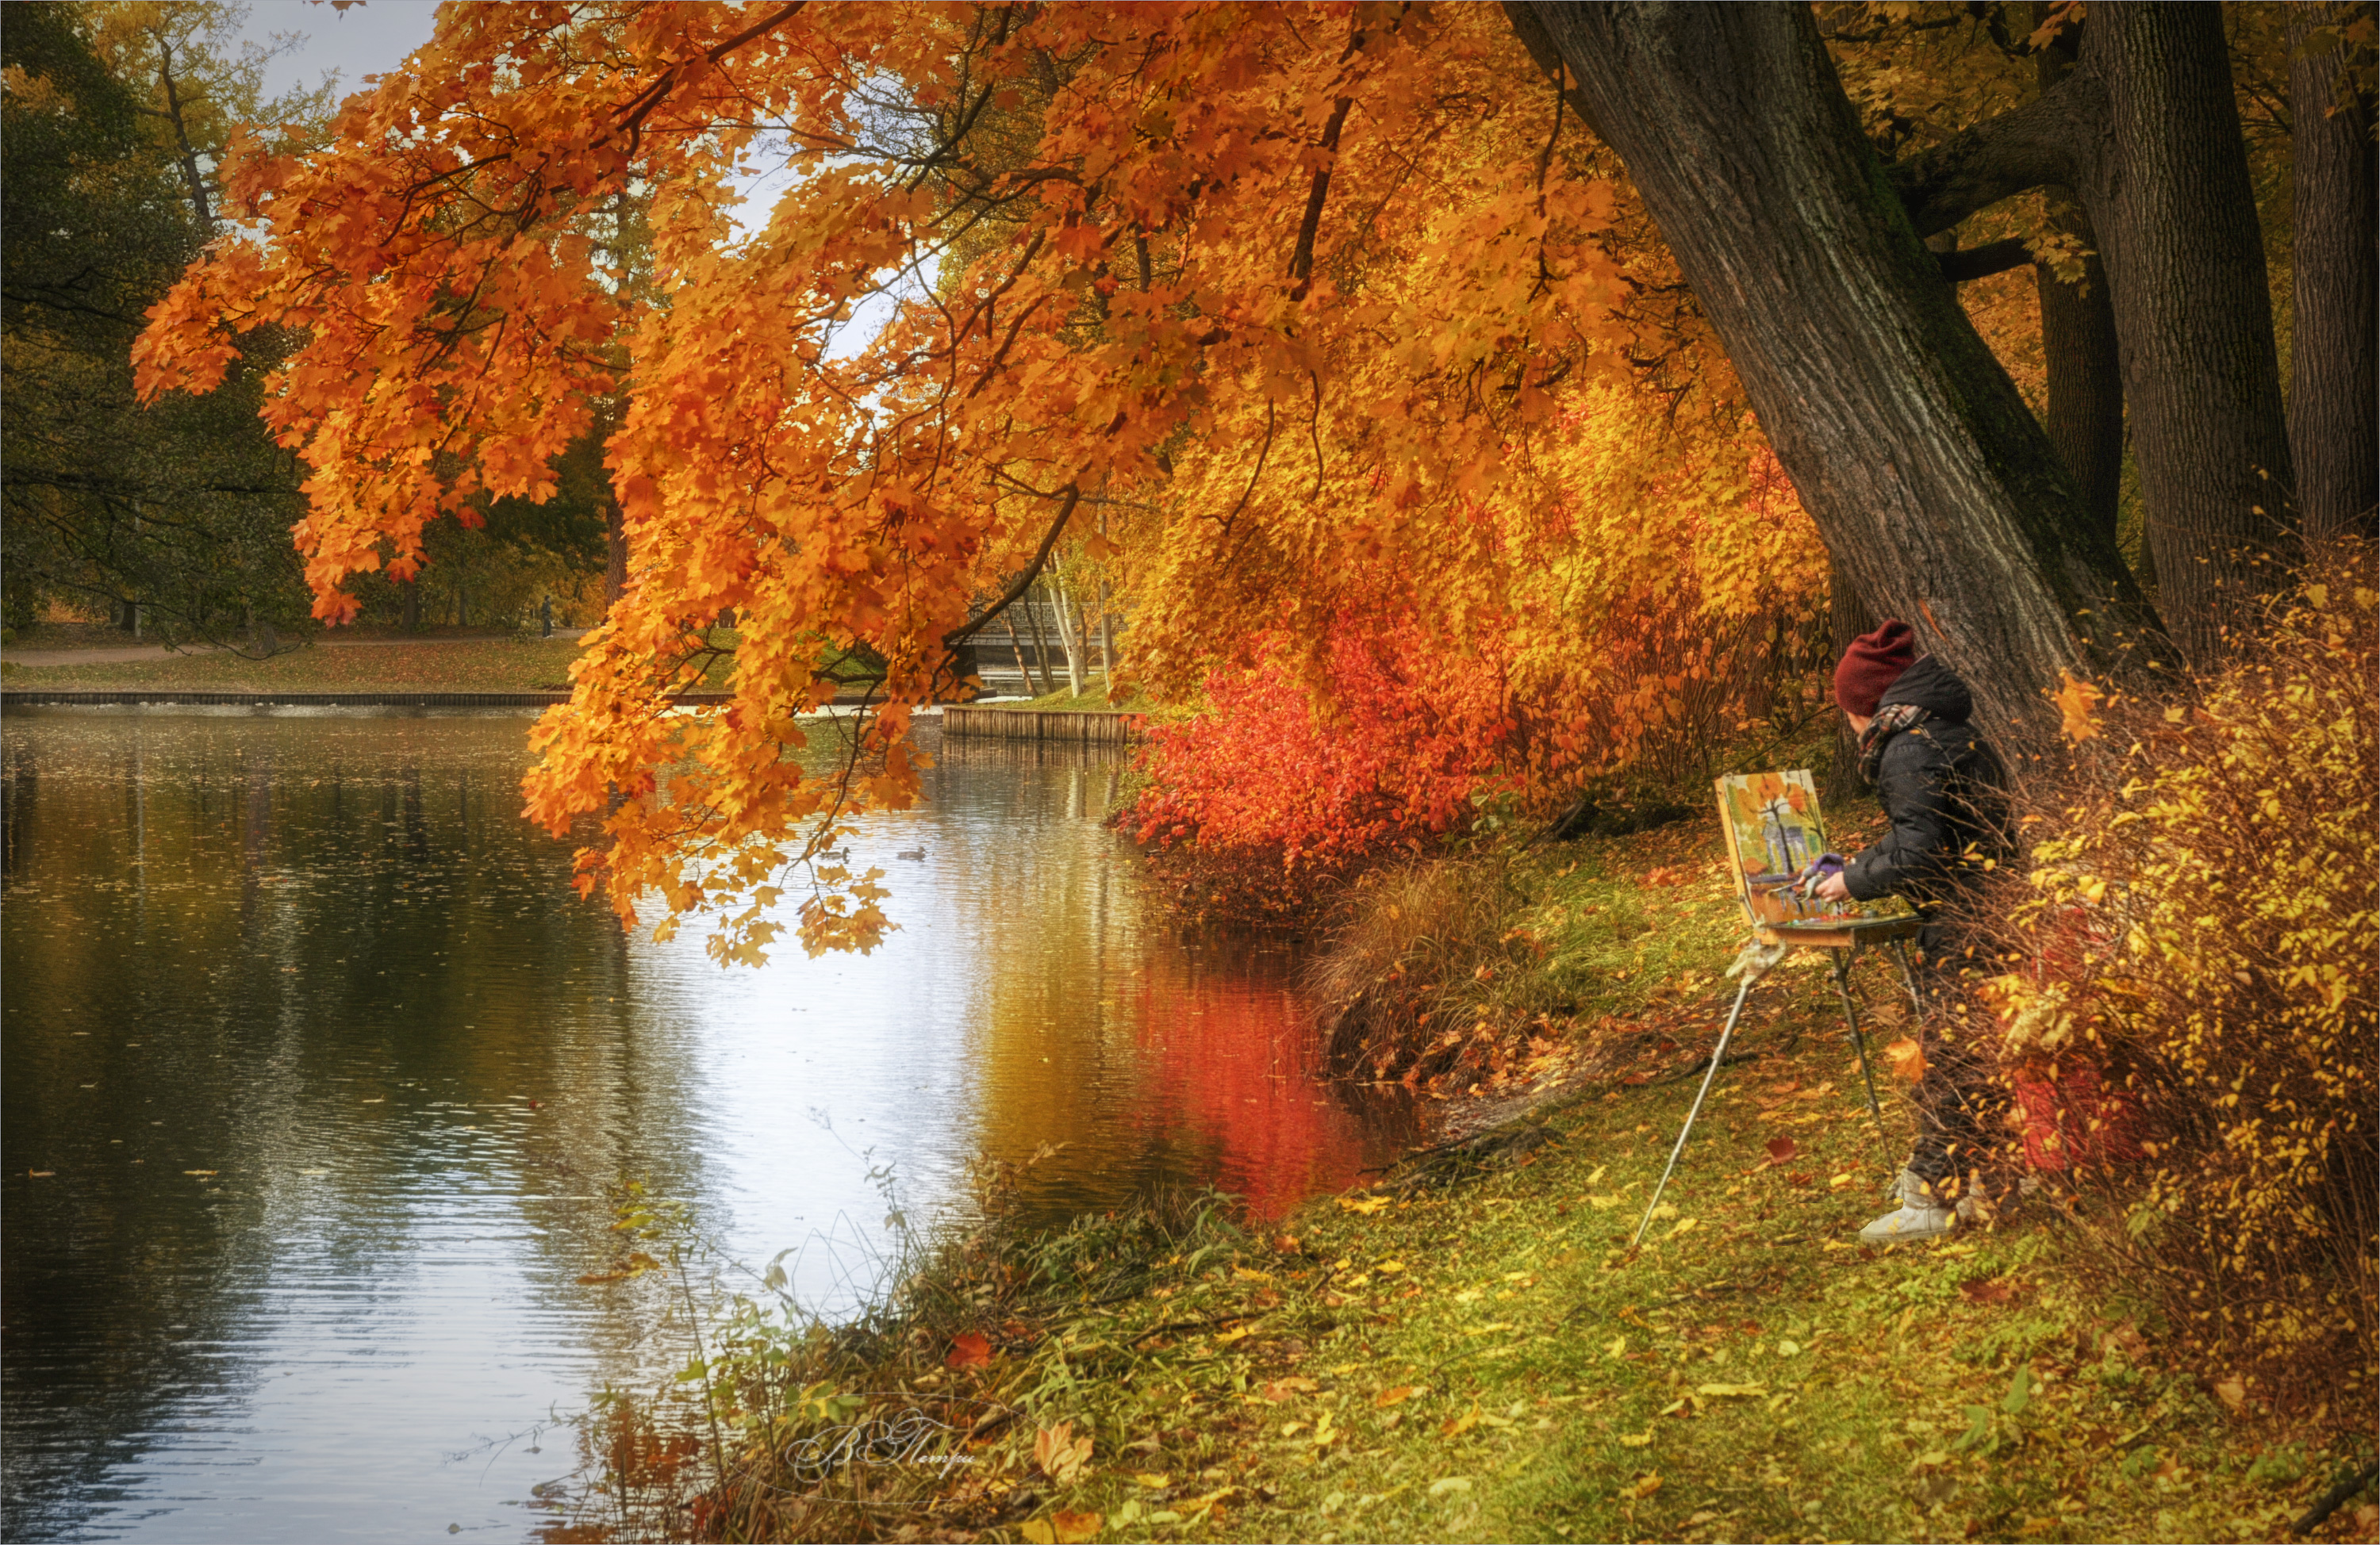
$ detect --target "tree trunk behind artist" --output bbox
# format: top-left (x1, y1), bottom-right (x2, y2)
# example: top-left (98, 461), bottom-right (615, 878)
top-left (1515, 1), bottom-right (2159, 744)
top-left (2028, 5), bottom-right (2125, 554)
top-left (1826, 552), bottom-right (1875, 800)
top-left (2078, 3), bottom-right (2297, 661)
top-left (2287, 2), bottom-right (2378, 542)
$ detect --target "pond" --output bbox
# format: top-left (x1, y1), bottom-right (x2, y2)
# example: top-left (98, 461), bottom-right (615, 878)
top-left (0, 711), bottom-right (1416, 1542)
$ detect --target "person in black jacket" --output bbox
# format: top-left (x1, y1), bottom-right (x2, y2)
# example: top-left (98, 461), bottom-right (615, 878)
top-left (1811, 619), bottom-right (2010, 1242)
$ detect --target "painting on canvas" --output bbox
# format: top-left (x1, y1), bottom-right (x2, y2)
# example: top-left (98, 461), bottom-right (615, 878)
top-left (1714, 769), bottom-right (1859, 928)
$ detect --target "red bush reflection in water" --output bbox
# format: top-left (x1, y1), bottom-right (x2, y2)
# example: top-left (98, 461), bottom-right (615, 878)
top-left (1124, 951), bottom-right (1412, 1218)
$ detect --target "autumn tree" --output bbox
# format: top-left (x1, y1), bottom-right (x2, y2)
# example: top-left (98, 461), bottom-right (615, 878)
top-left (0, 0), bottom-right (333, 646)
top-left (133, 2), bottom-right (2355, 957)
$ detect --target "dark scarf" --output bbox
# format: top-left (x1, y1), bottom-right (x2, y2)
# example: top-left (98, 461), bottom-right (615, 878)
top-left (1856, 701), bottom-right (1928, 786)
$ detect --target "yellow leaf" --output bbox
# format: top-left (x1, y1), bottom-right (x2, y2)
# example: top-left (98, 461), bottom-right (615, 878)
top-left (1695, 1382), bottom-right (1768, 1399)
top-left (1051, 1509), bottom-right (1103, 1543)
top-left (2054, 671), bottom-right (2104, 744)
top-left (1374, 1385), bottom-right (1418, 1409)
top-left (1618, 1429), bottom-right (1654, 1448)
top-left (1604, 1334), bottom-right (1626, 1359)
top-left (1428, 1476), bottom-right (1474, 1496)
top-left (1338, 1195), bottom-right (1392, 1215)
top-left (1619, 1472), bottom-right (1663, 1501)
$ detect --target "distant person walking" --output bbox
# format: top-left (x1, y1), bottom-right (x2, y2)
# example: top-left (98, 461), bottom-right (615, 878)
top-left (1810, 619), bottom-right (2010, 1242)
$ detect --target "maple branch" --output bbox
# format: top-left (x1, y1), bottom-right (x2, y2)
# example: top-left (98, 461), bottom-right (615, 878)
top-left (1216, 400), bottom-right (1276, 536)
top-left (940, 484), bottom-right (1082, 649)
top-left (616, 2), bottom-right (810, 155)
top-left (1287, 96), bottom-right (1355, 299)
top-left (1534, 54), bottom-right (1566, 206)
top-left (1937, 237), bottom-right (2032, 283)
top-left (965, 293), bottom-right (1048, 398)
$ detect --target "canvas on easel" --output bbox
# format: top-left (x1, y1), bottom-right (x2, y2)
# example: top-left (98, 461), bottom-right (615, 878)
top-left (1715, 769), bottom-right (1856, 929)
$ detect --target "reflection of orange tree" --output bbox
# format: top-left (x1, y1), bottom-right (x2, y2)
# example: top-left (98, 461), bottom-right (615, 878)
top-left (1123, 952), bottom-right (1384, 1221)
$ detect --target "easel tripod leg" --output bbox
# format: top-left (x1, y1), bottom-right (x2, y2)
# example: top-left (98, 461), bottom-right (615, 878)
top-left (1831, 950), bottom-right (1891, 1148)
top-left (1889, 937), bottom-right (1925, 1017)
top-left (1632, 973), bottom-right (1756, 1248)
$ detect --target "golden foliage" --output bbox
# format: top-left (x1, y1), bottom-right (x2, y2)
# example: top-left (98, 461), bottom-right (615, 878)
top-left (1994, 546), bottom-right (2377, 1385)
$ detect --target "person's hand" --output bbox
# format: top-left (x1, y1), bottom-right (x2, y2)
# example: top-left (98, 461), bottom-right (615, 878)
top-left (1814, 870), bottom-right (1852, 903)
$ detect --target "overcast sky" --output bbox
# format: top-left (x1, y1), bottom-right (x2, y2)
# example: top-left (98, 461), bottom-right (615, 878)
top-left (233, 0), bottom-right (442, 103)
top-left (223, 2), bottom-right (920, 348)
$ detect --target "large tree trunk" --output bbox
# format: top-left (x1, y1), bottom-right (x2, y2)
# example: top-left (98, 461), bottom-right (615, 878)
top-left (2033, 194), bottom-right (2125, 551)
top-left (1825, 549), bottom-right (1875, 800)
top-left (2287, 2), bottom-right (2378, 543)
top-left (2072, 4), bottom-right (2296, 662)
top-left (1513, 2), bottom-right (2159, 742)
top-left (2028, 6), bottom-right (2125, 554)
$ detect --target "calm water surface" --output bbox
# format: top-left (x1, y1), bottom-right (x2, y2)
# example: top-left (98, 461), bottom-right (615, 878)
top-left (0, 711), bottom-right (1415, 1542)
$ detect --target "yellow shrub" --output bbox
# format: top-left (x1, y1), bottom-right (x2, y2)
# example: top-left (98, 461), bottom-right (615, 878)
top-left (1999, 549), bottom-right (2376, 1394)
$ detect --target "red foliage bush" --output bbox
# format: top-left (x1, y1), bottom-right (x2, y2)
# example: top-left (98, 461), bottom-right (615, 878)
top-left (1126, 609), bottom-right (1522, 926)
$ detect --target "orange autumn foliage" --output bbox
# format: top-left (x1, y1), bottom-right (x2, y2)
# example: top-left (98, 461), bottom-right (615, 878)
top-left (136, 2), bottom-right (1822, 957)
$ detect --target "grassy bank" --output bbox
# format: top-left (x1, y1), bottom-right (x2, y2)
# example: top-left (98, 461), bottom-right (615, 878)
top-left (0, 629), bottom-right (762, 694)
top-left (2, 634), bottom-right (593, 692)
top-left (566, 819), bottom-right (2374, 1545)
top-left (985, 679), bottom-right (1154, 714)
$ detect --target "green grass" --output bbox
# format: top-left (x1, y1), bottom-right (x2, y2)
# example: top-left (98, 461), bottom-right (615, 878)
top-left (881, 1010), bottom-right (2359, 1544)
top-left (1, 635), bottom-right (591, 692)
top-left (0, 632), bottom-right (758, 693)
top-left (986, 677), bottom-right (1152, 713)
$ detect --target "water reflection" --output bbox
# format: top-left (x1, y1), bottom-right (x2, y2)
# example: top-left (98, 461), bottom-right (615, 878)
top-left (0, 711), bottom-right (1414, 1542)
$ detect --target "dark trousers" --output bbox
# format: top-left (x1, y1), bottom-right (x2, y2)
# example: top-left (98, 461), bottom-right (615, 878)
top-left (1904, 921), bottom-right (2008, 1193)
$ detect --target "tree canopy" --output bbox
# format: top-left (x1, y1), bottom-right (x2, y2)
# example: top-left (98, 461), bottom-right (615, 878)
top-left (132, 1), bottom-right (2374, 958)
top-left (1, 1), bottom-right (343, 645)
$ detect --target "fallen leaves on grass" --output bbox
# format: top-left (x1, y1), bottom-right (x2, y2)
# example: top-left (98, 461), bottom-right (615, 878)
top-left (1020, 1509), bottom-right (1102, 1544)
top-left (1035, 1420), bottom-right (1093, 1485)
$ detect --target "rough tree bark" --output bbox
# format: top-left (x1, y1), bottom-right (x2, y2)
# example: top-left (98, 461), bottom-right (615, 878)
top-left (1511, 1), bottom-right (2158, 742)
top-left (2028, 6), bottom-right (2125, 554)
top-left (2287, 2), bottom-right (2378, 542)
top-left (1825, 550), bottom-right (1875, 799)
top-left (1887, 6), bottom-right (2299, 662)
top-left (2077, 2), bottom-right (2296, 660)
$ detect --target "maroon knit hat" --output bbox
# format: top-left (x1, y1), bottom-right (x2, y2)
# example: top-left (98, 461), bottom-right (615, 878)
top-left (1833, 619), bottom-right (1917, 716)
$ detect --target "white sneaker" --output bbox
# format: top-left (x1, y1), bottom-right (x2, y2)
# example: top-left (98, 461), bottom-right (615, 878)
top-left (1860, 1200), bottom-right (1956, 1244)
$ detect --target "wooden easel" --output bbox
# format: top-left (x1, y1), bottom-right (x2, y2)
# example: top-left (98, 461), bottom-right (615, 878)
top-left (1630, 774), bottom-right (1927, 1248)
